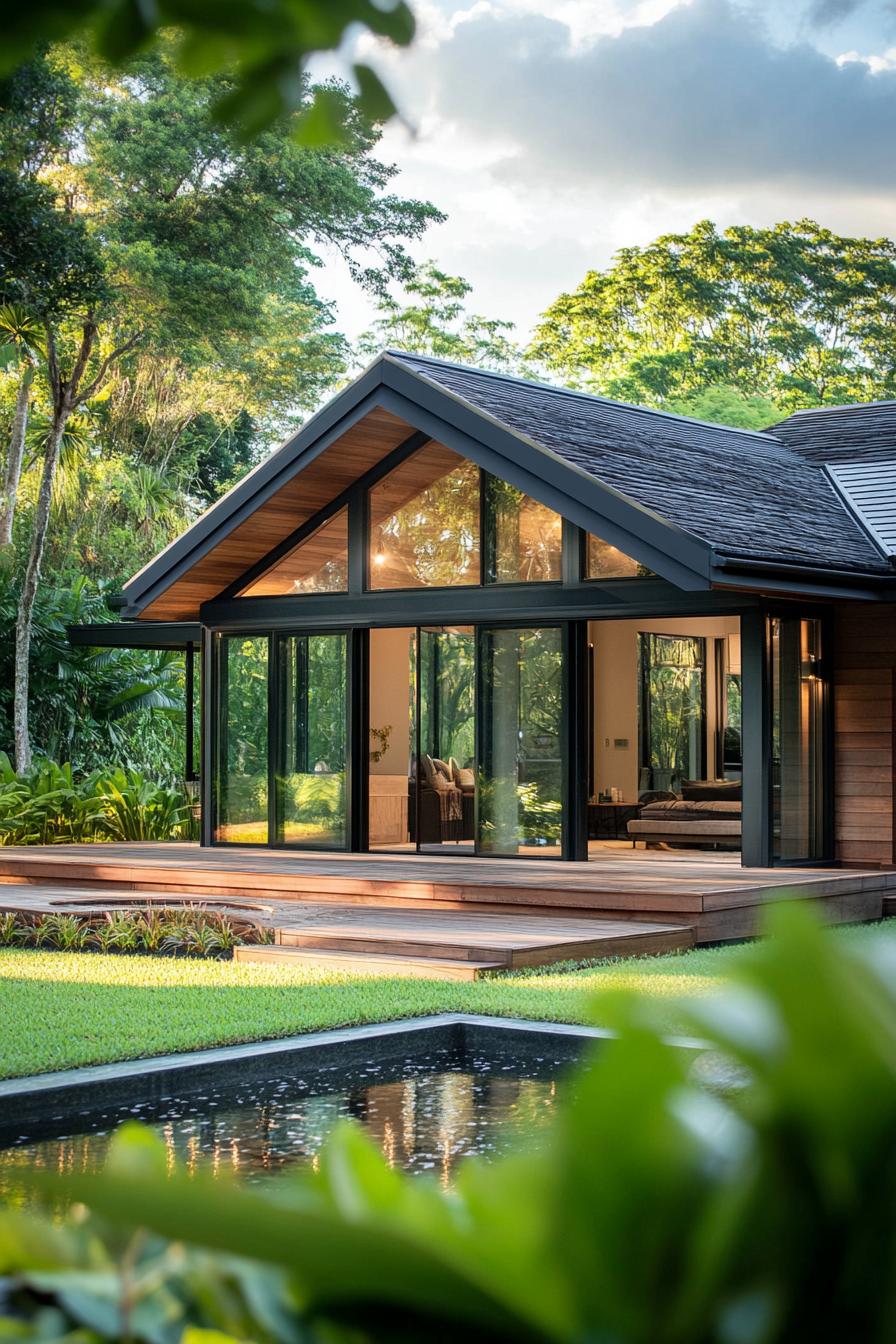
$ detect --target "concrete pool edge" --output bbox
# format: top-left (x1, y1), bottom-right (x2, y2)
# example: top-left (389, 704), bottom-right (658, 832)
top-left (0, 1013), bottom-right (708, 1120)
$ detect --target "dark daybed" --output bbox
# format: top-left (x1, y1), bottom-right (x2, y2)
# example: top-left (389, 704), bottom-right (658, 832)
top-left (627, 779), bottom-right (742, 849)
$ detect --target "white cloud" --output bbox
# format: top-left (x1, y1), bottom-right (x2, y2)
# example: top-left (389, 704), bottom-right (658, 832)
top-left (401, 0), bottom-right (896, 192)
top-left (837, 44), bottom-right (896, 69)
top-left (313, 0), bottom-right (896, 343)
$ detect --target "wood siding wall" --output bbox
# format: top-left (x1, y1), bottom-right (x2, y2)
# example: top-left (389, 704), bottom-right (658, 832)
top-left (833, 603), bottom-right (895, 867)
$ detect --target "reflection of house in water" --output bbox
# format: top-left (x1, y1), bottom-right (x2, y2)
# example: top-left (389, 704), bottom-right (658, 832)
top-left (0, 1061), bottom-right (566, 1202)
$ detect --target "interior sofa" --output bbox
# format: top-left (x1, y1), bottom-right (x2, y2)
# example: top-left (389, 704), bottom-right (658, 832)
top-left (627, 779), bottom-right (742, 850)
top-left (410, 755), bottom-right (475, 845)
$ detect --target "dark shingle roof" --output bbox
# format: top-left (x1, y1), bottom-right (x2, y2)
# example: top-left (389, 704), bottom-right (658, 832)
top-left (391, 352), bottom-right (890, 576)
top-left (770, 401), bottom-right (896, 466)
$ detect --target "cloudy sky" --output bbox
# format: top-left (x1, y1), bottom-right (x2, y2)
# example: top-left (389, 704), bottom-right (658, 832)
top-left (314, 0), bottom-right (896, 343)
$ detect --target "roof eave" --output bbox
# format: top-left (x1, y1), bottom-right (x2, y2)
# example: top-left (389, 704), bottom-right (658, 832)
top-left (120, 354), bottom-right (393, 614)
top-left (711, 552), bottom-right (895, 601)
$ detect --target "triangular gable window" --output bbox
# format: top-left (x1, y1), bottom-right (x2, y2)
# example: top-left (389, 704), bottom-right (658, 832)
top-left (586, 532), bottom-right (645, 578)
top-left (369, 443), bottom-right (480, 589)
top-left (238, 508), bottom-right (348, 596)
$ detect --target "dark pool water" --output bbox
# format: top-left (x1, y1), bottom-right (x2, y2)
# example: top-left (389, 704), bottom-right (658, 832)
top-left (0, 1039), bottom-right (577, 1197)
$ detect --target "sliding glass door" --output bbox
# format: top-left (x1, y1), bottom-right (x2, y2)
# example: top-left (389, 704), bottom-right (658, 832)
top-left (277, 632), bottom-right (349, 848)
top-left (417, 627), bottom-right (476, 853)
top-left (365, 623), bottom-right (566, 857)
top-left (477, 626), bottom-right (564, 856)
top-left (216, 635), bottom-right (270, 844)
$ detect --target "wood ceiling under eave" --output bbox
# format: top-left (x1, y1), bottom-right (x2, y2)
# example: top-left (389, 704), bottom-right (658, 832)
top-left (137, 406), bottom-right (417, 621)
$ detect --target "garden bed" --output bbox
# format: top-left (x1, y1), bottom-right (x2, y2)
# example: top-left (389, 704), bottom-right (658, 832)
top-left (0, 907), bottom-right (272, 958)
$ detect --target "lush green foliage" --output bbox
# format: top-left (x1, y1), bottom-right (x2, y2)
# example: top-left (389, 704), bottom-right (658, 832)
top-left (0, 754), bottom-right (190, 843)
top-left (0, 906), bottom-right (271, 958)
top-left (2, 909), bottom-right (895, 1341)
top-left (1, 42), bottom-right (441, 535)
top-left (0, 1), bottom-right (416, 142)
top-left (530, 219), bottom-right (896, 415)
top-left (358, 260), bottom-right (520, 370)
top-left (0, 576), bottom-right (188, 779)
top-left (0, 42), bottom-right (440, 770)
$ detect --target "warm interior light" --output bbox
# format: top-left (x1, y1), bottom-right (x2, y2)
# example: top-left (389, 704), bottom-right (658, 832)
top-left (373, 549), bottom-right (386, 566)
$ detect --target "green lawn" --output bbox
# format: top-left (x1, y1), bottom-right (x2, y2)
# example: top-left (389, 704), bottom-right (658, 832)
top-left (2, 920), bottom-right (894, 1080)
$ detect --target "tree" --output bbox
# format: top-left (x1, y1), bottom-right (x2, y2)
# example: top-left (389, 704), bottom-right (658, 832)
top-left (529, 219), bottom-right (896, 415)
top-left (0, 305), bottom-right (43, 546)
top-left (665, 384), bottom-right (783, 430)
top-left (75, 48), bottom-right (441, 479)
top-left (358, 261), bottom-right (520, 371)
top-left (0, 1), bottom-right (416, 143)
top-left (0, 45), bottom-right (442, 770)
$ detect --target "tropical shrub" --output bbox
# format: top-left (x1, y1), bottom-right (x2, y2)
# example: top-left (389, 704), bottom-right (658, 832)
top-left (0, 754), bottom-right (190, 843)
top-left (1, 908), bottom-right (894, 1341)
top-left (0, 575), bottom-right (188, 782)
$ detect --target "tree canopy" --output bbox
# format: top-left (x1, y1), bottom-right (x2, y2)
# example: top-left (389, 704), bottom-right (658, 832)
top-left (358, 261), bottom-right (519, 371)
top-left (0, 0), bottom-right (415, 143)
top-left (529, 219), bottom-right (896, 415)
top-left (0, 42), bottom-right (442, 769)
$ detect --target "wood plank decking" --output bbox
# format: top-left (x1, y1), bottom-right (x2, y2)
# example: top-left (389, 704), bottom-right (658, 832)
top-left (0, 843), bottom-right (891, 977)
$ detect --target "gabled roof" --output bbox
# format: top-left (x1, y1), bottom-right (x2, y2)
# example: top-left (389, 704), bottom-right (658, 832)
top-left (121, 352), bottom-right (896, 619)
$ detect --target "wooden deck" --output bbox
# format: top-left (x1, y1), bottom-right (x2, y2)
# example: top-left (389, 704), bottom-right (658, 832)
top-left (0, 843), bottom-right (891, 977)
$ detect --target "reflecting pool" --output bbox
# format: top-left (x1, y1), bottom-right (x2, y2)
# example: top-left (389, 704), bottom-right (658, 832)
top-left (0, 1037), bottom-right (580, 1199)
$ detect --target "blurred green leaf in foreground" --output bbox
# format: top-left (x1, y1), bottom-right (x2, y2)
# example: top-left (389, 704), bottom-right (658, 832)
top-left (0, 1), bottom-right (416, 142)
top-left (2, 905), bottom-right (896, 1342)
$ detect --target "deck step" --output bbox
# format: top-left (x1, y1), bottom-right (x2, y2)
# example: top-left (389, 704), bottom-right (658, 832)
top-left (274, 918), bottom-right (695, 967)
top-left (237, 918), bottom-right (696, 979)
top-left (276, 929), bottom-right (512, 963)
top-left (233, 945), bottom-right (507, 980)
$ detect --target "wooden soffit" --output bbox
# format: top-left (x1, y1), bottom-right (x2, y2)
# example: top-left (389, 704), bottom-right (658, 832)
top-left (136, 406), bottom-right (415, 620)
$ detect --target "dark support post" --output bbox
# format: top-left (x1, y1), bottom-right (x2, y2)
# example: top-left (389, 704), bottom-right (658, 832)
top-left (564, 620), bottom-right (590, 861)
top-left (348, 483), bottom-right (367, 597)
top-left (348, 627), bottom-right (369, 851)
top-left (184, 642), bottom-right (196, 781)
top-left (200, 627), bottom-right (214, 847)
top-left (740, 609), bottom-right (771, 868)
top-left (562, 521), bottom-right (585, 587)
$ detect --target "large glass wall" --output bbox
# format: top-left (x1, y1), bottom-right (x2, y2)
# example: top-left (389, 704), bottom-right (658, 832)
top-left (277, 633), bottom-right (348, 847)
top-left (216, 635), bottom-right (269, 844)
top-left (368, 444), bottom-right (480, 589)
top-left (638, 634), bottom-right (706, 793)
top-left (477, 626), bottom-right (564, 855)
top-left (770, 616), bottom-right (826, 862)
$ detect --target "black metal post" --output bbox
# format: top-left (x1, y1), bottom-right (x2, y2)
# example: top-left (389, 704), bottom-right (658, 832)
top-left (564, 620), bottom-right (590, 860)
top-left (184, 642), bottom-right (196, 781)
top-left (562, 521), bottom-right (585, 587)
top-left (200, 627), bottom-right (215, 847)
top-left (347, 485), bottom-right (367, 597)
top-left (348, 627), bottom-right (369, 851)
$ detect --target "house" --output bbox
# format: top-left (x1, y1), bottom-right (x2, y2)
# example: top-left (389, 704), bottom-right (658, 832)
top-left (77, 352), bottom-right (896, 873)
